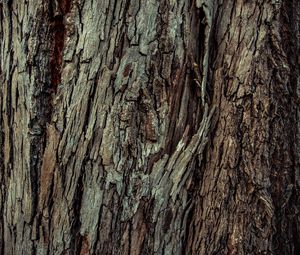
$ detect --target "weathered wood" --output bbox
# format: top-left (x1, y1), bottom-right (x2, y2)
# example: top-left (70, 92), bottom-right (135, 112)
top-left (0, 0), bottom-right (299, 254)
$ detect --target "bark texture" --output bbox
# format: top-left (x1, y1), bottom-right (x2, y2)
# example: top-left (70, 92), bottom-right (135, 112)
top-left (0, 0), bottom-right (299, 254)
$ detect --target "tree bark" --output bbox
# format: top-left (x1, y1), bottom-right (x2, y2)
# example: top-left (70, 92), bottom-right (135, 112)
top-left (0, 0), bottom-right (299, 254)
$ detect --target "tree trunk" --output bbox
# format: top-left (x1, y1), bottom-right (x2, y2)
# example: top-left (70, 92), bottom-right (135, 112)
top-left (0, 0), bottom-right (299, 254)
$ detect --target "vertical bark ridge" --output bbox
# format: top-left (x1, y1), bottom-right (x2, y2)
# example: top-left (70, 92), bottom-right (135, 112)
top-left (270, 1), bottom-right (300, 253)
top-left (0, 0), bottom-right (56, 253)
top-left (0, 4), bottom-right (5, 253)
top-left (187, 1), bottom-right (300, 254)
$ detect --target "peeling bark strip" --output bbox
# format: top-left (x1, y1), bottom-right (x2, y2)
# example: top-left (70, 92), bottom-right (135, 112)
top-left (0, 1), bottom-right (299, 255)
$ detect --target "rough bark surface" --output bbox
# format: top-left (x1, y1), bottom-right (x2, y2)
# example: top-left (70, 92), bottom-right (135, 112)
top-left (0, 0), bottom-right (299, 254)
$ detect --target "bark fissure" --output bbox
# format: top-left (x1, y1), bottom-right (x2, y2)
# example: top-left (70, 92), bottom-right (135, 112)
top-left (49, 0), bottom-right (72, 92)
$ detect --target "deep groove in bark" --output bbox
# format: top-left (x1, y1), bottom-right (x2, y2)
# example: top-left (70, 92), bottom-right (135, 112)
top-left (49, 0), bottom-right (72, 92)
top-left (71, 169), bottom-right (84, 254)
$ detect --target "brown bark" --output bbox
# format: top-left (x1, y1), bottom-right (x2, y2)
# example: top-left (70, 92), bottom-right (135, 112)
top-left (0, 0), bottom-right (299, 254)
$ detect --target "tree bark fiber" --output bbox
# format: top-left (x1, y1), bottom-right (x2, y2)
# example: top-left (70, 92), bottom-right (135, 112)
top-left (0, 0), bottom-right (299, 254)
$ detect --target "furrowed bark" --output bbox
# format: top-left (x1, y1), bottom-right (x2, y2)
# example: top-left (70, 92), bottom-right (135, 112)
top-left (0, 0), bottom-right (299, 255)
